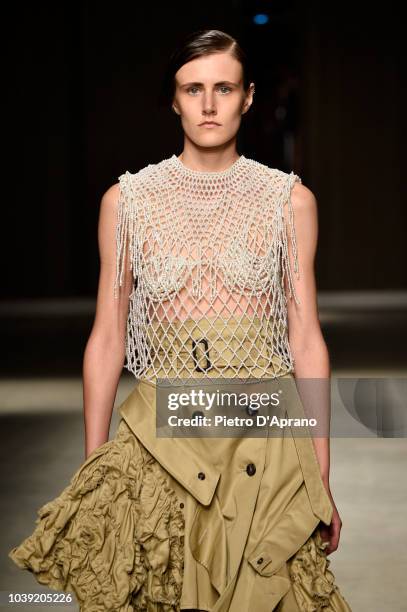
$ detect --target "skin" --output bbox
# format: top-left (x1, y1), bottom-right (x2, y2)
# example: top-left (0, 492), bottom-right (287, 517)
top-left (83, 49), bottom-right (342, 556)
top-left (171, 51), bottom-right (254, 171)
top-left (284, 185), bottom-right (343, 555)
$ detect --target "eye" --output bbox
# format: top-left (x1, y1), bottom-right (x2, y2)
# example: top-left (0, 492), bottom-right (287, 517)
top-left (185, 85), bottom-right (232, 95)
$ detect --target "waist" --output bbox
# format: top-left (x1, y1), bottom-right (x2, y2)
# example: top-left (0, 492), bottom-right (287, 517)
top-left (140, 314), bottom-right (292, 381)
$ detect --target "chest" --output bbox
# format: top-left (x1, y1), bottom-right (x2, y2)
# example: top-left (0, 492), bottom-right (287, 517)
top-left (131, 184), bottom-right (284, 299)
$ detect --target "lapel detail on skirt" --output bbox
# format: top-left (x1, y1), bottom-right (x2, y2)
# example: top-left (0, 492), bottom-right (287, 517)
top-left (118, 381), bottom-right (221, 506)
top-left (189, 437), bottom-right (268, 597)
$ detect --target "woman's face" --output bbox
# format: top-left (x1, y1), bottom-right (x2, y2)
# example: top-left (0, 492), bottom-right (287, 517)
top-left (172, 51), bottom-right (254, 149)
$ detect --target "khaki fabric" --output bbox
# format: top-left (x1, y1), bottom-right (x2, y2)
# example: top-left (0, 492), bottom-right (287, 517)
top-left (119, 317), bottom-right (352, 611)
top-left (8, 317), bottom-right (352, 611)
top-left (119, 379), bottom-right (350, 611)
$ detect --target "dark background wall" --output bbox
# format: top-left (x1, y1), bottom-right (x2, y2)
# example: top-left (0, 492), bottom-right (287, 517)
top-left (3, 0), bottom-right (405, 300)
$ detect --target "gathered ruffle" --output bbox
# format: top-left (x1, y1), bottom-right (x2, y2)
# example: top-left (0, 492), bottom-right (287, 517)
top-left (9, 419), bottom-right (185, 612)
top-left (287, 528), bottom-right (351, 611)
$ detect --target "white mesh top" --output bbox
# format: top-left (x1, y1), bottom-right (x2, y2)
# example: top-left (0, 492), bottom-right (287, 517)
top-left (114, 153), bottom-right (302, 381)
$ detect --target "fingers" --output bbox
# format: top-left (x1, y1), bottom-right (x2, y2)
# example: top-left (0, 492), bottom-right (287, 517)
top-left (326, 517), bottom-right (342, 555)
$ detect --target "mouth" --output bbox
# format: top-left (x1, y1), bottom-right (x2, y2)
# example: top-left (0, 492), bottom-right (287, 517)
top-left (199, 122), bottom-right (221, 128)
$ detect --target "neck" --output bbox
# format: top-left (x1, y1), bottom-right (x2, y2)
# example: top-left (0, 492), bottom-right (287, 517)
top-left (179, 141), bottom-right (240, 173)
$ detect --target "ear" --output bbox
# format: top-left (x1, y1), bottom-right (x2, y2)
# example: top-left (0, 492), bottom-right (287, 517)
top-left (172, 103), bottom-right (180, 115)
top-left (242, 82), bottom-right (255, 115)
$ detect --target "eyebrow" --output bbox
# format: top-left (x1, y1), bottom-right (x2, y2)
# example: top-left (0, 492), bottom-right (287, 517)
top-left (179, 81), bottom-right (239, 88)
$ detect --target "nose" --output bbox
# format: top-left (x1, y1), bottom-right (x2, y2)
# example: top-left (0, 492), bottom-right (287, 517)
top-left (202, 89), bottom-right (217, 116)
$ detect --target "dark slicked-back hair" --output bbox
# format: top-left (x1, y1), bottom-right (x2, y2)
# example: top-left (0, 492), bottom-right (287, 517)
top-left (159, 29), bottom-right (254, 108)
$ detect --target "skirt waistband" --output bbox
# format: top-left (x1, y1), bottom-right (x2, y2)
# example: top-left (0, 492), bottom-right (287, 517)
top-left (140, 315), bottom-right (291, 381)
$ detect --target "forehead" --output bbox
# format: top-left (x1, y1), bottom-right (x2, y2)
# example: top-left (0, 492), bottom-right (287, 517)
top-left (175, 52), bottom-right (243, 84)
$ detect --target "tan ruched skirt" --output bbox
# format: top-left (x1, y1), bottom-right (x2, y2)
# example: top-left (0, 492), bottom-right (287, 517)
top-left (9, 317), bottom-right (353, 611)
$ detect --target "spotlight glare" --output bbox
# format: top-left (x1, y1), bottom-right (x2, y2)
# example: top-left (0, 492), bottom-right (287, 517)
top-left (253, 13), bottom-right (269, 25)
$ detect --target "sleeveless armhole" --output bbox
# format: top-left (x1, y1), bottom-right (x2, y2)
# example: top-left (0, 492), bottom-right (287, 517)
top-left (280, 171), bottom-right (302, 306)
top-left (114, 172), bottom-right (135, 300)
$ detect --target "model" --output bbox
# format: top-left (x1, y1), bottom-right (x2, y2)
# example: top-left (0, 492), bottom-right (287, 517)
top-left (9, 29), bottom-right (352, 612)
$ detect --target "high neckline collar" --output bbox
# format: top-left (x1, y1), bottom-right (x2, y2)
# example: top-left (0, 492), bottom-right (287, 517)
top-left (170, 153), bottom-right (246, 178)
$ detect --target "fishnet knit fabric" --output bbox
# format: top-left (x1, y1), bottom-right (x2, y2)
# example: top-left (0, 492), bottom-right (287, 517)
top-left (114, 154), bottom-right (302, 381)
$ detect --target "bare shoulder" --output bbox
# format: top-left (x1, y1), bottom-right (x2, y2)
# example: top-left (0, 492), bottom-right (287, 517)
top-left (100, 182), bottom-right (121, 210)
top-left (290, 181), bottom-right (318, 216)
top-left (97, 183), bottom-right (122, 239)
top-left (97, 183), bottom-right (122, 229)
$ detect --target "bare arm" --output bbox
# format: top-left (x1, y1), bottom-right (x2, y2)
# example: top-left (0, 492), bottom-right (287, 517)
top-left (283, 181), bottom-right (343, 553)
top-left (283, 181), bottom-right (331, 483)
top-left (82, 183), bottom-right (133, 459)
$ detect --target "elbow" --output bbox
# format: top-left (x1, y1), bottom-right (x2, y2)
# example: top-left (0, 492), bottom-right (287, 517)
top-left (289, 333), bottom-right (331, 375)
top-left (289, 330), bottom-right (329, 360)
top-left (85, 328), bottom-right (126, 364)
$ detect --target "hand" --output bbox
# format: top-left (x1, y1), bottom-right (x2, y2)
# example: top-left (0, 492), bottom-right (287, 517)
top-left (318, 484), bottom-right (343, 555)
